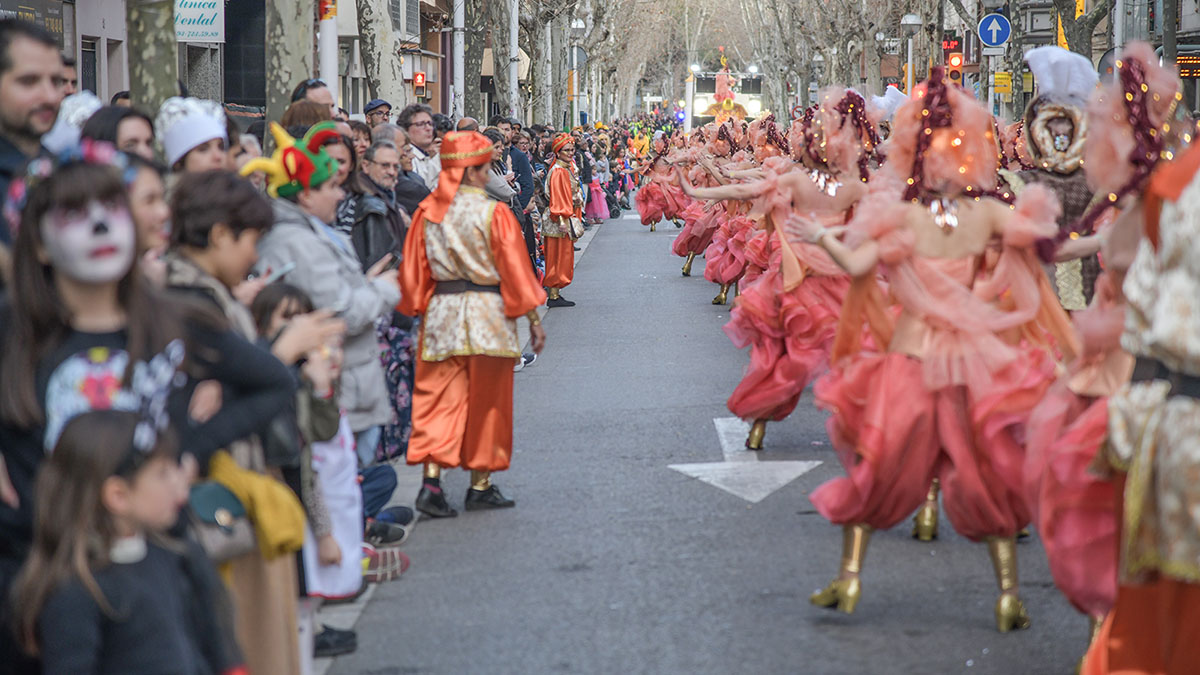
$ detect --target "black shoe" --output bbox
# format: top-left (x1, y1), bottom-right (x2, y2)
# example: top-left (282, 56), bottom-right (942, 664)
top-left (464, 485), bottom-right (516, 511)
top-left (415, 486), bottom-right (459, 518)
top-left (547, 296), bottom-right (576, 308)
top-left (364, 520), bottom-right (408, 546)
top-left (314, 625), bottom-right (357, 658)
top-left (574, 245), bottom-right (582, 251)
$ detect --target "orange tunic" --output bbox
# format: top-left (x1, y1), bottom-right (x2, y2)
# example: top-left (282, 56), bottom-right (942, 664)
top-left (399, 186), bottom-right (546, 470)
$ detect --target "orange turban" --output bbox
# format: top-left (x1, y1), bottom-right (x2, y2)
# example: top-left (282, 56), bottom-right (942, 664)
top-left (419, 131), bottom-right (494, 222)
top-left (551, 133), bottom-right (573, 154)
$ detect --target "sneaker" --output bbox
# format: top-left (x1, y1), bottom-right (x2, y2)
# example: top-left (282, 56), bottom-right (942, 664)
top-left (514, 358), bottom-right (525, 373)
top-left (314, 625), bottom-right (357, 658)
top-left (521, 352), bottom-right (537, 367)
top-left (362, 543), bottom-right (411, 583)
top-left (376, 505), bottom-right (415, 527)
top-left (415, 485), bottom-right (459, 518)
top-left (464, 485), bottom-right (516, 511)
top-left (547, 296), bottom-right (576, 308)
top-left (364, 520), bottom-right (408, 547)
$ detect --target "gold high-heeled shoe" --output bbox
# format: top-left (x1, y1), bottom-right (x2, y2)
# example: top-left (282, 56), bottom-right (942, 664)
top-left (810, 577), bottom-right (862, 614)
top-left (810, 524), bottom-right (871, 615)
top-left (712, 283), bottom-right (730, 305)
top-left (1077, 615), bottom-right (1105, 673)
top-left (650, 222), bottom-right (656, 232)
top-left (746, 419), bottom-right (767, 450)
top-left (682, 252), bottom-right (696, 277)
top-left (911, 479), bottom-right (940, 541)
top-left (987, 536), bottom-right (1031, 633)
top-left (995, 593), bottom-right (1031, 633)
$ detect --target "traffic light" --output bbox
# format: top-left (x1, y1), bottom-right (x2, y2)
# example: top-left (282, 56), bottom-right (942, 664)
top-left (947, 53), bottom-right (964, 87)
top-left (414, 71), bottom-right (427, 98)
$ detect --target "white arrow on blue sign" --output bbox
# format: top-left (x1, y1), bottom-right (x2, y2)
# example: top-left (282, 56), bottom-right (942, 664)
top-left (978, 13), bottom-right (1012, 48)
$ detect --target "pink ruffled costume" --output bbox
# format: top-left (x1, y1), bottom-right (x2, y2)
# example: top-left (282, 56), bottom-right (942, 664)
top-left (810, 186), bottom-right (1078, 541)
top-left (1022, 277), bottom-right (1127, 618)
top-left (703, 210), bottom-right (755, 286)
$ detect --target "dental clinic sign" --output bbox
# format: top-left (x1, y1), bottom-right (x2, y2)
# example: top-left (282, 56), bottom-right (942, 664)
top-left (175, 0), bottom-right (224, 43)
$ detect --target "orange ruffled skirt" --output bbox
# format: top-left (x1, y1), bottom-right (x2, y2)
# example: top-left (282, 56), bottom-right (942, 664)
top-left (811, 349), bottom-right (1054, 540)
top-left (724, 264), bottom-right (848, 421)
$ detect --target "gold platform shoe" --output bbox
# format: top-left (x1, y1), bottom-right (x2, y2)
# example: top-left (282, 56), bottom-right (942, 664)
top-left (682, 252), bottom-right (696, 277)
top-left (810, 524), bottom-right (871, 615)
top-left (746, 419), bottom-right (767, 450)
top-left (712, 283), bottom-right (730, 305)
top-left (650, 222), bottom-right (656, 232)
top-left (911, 479), bottom-right (940, 541)
top-left (988, 536), bottom-right (1031, 633)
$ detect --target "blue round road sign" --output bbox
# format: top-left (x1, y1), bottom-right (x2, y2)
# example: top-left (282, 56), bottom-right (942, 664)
top-left (978, 13), bottom-right (1011, 48)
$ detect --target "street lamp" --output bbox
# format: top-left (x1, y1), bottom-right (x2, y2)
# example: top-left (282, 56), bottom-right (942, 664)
top-left (748, 64), bottom-right (758, 74)
top-left (690, 63), bottom-right (701, 73)
top-left (901, 13), bottom-right (921, 94)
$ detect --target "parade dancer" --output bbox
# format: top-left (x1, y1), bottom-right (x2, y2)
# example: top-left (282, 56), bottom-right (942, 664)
top-left (793, 69), bottom-right (1078, 631)
top-left (398, 131), bottom-right (548, 517)
top-left (1013, 46), bottom-right (1100, 309)
top-left (544, 133), bottom-right (581, 307)
top-left (681, 89), bottom-right (875, 449)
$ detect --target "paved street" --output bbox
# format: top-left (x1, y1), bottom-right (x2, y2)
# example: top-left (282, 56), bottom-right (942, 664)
top-left (329, 212), bottom-right (1085, 675)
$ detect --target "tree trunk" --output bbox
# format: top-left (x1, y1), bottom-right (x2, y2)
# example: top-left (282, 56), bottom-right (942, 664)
top-left (266, 0), bottom-right (314, 137)
top-left (464, 0), bottom-right (487, 119)
top-left (356, 0), bottom-right (408, 112)
top-left (1052, 0), bottom-right (1112, 60)
top-left (126, 0), bottom-right (177, 112)
top-left (864, 41), bottom-right (882, 97)
top-left (551, 13), bottom-right (569, 129)
top-left (489, 0), bottom-right (513, 117)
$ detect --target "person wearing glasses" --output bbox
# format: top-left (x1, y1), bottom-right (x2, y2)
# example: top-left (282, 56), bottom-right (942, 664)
top-left (396, 103), bottom-right (440, 190)
top-left (371, 124), bottom-right (431, 217)
top-left (364, 99), bottom-right (391, 128)
top-left (290, 77), bottom-right (338, 119)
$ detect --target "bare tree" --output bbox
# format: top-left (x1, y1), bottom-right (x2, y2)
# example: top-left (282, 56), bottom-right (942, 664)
top-left (356, 0), bottom-right (409, 110)
top-left (1052, 0), bottom-right (1112, 60)
top-left (126, 0), bottom-right (177, 112)
top-left (265, 0), bottom-right (314, 131)
top-left (465, 0), bottom-right (487, 119)
top-left (489, 0), bottom-right (516, 117)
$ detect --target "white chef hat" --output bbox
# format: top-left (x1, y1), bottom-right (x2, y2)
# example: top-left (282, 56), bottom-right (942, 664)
top-left (155, 96), bottom-right (227, 167)
top-left (42, 91), bottom-right (104, 154)
top-left (1024, 46), bottom-right (1098, 106)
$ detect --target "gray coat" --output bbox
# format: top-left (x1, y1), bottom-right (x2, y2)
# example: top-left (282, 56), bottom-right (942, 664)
top-left (256, 198), bottom-right (401, 432)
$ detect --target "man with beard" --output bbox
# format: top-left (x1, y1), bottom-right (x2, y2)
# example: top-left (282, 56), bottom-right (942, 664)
top-left (0, 19), bottom-right (63, 247)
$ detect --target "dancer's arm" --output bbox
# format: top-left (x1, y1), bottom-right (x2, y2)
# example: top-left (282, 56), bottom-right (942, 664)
top-left (1054, 233), bottom-right (1104, 262)
top-left (676, 166), bottom-right (767, 201)
top-left (782, 212), bottom-right (879, 278)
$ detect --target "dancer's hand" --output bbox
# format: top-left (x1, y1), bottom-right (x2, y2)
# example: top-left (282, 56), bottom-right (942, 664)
top-left (782, 211), bottom-right (828, 244)
top-left (0, 455), bottom-right (17, 509)
top-left (530, 324), bottom-right (546, 354)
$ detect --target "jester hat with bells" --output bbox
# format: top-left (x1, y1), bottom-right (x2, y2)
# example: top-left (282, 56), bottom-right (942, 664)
top-left (239, 122), bottom-right (341, 198)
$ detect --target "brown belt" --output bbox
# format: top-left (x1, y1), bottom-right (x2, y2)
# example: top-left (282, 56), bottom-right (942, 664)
top-left (433, 280), bottom-right (501, 295)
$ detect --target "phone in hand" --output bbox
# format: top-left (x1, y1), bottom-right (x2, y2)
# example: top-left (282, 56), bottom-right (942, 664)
top-left (260, 261), bottom-right (297, 285)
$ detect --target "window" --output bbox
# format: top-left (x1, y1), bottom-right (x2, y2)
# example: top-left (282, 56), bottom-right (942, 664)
top-left (388, 0), bottom-right (404, 31)
top-left (80, 38), bottom-right (98, 94)
top-left (406, 0), bottom-right (420, 35)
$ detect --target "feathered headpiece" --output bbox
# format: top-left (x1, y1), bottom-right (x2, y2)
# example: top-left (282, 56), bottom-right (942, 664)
top-left (239, 121), bottom-right (340, 198)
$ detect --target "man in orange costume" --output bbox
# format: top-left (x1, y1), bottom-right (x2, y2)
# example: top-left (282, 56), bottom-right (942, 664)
top-left (399, 131), bottom-right (547, 517)
top-left (543, 133), bottom-right (582, 307)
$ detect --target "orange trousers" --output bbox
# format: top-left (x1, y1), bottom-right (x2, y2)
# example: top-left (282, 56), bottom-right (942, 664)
top-left (544, 236), bottom-right (574, 288)
top-left (1083, 579), bottom-right (1200, 674)
top-left (407, 353), bottom-right (515, 471)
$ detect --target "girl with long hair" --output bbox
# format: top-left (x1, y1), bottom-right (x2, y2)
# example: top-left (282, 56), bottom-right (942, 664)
top-left (10, 410), bottom-right (243, 674)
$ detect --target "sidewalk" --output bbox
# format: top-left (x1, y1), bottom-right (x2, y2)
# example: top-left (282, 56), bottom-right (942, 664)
top-left (314, 218), bottom-right (606, 674)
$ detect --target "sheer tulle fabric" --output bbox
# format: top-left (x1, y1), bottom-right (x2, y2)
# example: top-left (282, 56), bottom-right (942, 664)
top-left (636, 181), bottom-right (667, 225)
top-left (724, 243), bottom-right (849, 421)
top-left (704, 215), bottom-right (755, 285)
top-left (1023, 383), bottom-right (1118, 617)
top-left (584, 182), bottom-right (609, 219)
top-left (811, 349), bottom-right (1050, 539)
top-left (672, 200), bottom-right (722, 257)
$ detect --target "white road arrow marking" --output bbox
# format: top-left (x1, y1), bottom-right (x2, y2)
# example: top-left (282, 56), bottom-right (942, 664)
top-left (668, 418), bottom-right (822, 503)
top-left (986, 17), bottom-right (1002, 42)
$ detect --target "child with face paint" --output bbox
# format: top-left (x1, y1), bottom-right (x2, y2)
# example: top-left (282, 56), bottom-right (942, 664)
top-left (0, 150), bottom-right (297, 672)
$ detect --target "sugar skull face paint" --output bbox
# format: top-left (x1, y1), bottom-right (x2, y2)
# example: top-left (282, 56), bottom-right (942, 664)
top-left (40, 200), bottom-right (135, 283)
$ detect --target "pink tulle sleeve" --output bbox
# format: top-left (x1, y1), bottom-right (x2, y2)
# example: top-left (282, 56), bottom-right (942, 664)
top-left (846, 188), bottom-right (912, 264)
top-left (1003, 183), bottom-right (1061, 247)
